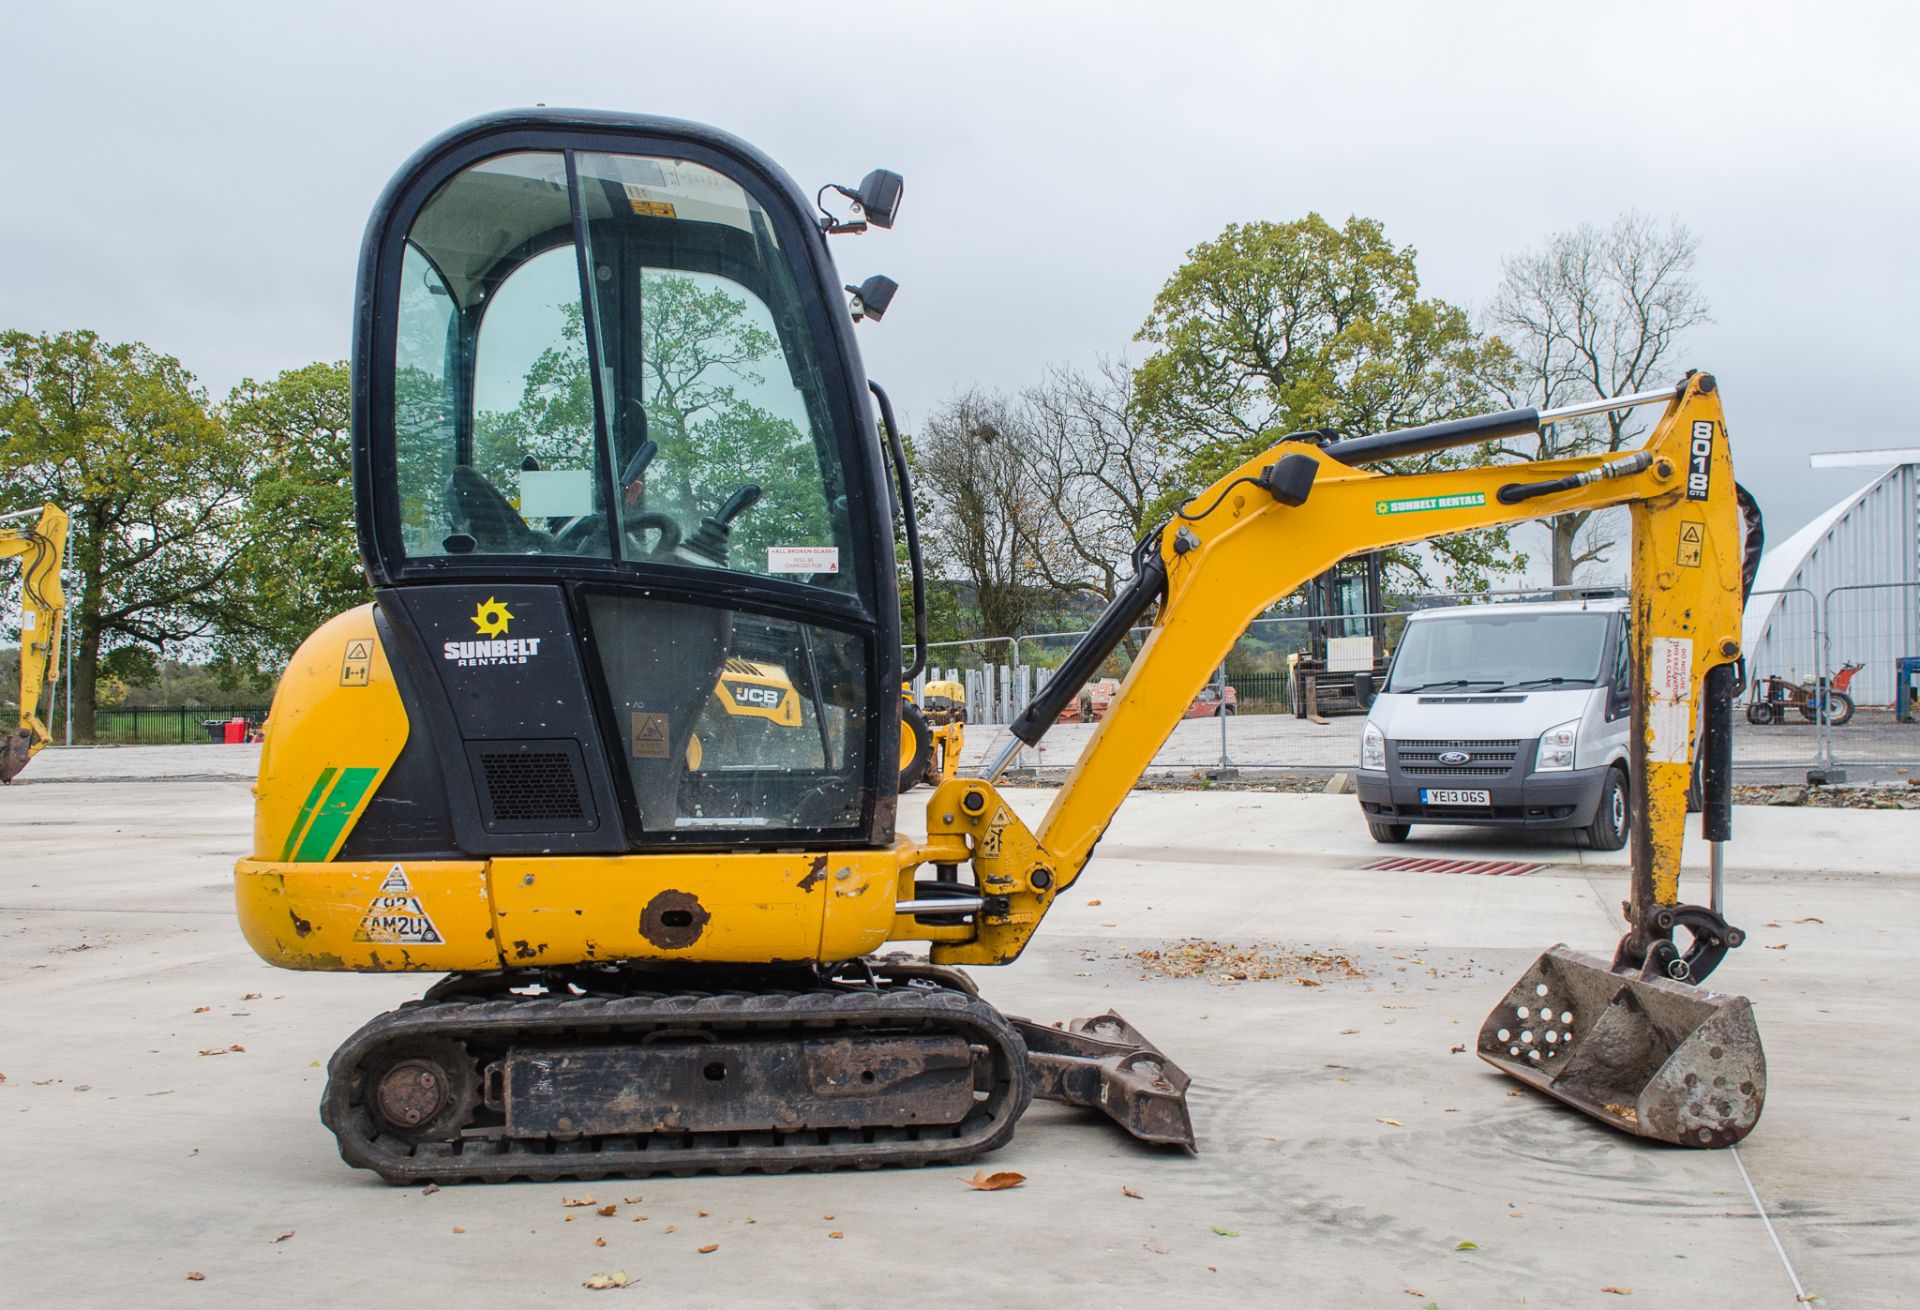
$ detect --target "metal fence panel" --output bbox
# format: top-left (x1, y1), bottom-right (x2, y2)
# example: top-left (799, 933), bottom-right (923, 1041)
top-left (1821, 580), bottom-right (1920, 768)
top-left (88, 705), bottom-right (269, 745)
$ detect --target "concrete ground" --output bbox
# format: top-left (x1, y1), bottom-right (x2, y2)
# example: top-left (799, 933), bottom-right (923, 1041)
top-left (2, 747), bottom-right (1914, 1307)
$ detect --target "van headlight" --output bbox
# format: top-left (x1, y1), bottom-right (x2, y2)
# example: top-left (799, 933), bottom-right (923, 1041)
top-left (1535, 719), bottom-right (1579, 772)
top-left (1361, 721), bottom-right (1387, 771)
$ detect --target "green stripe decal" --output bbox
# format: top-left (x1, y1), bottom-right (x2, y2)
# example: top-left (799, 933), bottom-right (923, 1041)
top-left (292, 767), bottom-right (380, 862)
top-left (281, 767), bottom-right (338, 861)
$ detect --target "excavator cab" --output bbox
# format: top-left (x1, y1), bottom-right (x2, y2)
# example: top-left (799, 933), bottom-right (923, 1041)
top-left (352, 112), bottom-right (904, 850)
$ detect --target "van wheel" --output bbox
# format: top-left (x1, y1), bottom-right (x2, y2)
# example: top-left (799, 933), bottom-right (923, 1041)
top-left (1584, 768), bottom-right (1629, 851)
top-left (1367, 819), bottom-right (1411, 843)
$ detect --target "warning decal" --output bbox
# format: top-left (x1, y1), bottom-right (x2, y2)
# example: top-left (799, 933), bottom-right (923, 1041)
top-left (980, 806), bottom-right (1011, 860)
top-left (353, 865), bottom-right (443, 945)
top-left (341, 638), bottom-right (372, 686)
top-left (1676, 521), bottom-right (1704, 568)
top-left (1648, 636), bottom-right (1694, 764)
top-left (631, 711), bottom-right (670, 759)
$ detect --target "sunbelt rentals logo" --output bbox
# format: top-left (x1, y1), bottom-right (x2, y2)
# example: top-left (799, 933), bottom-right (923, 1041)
top-left (443, 596), bottom-right (543, 667)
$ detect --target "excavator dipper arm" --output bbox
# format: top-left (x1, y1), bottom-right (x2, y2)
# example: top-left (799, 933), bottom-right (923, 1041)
top-left (1, 504), bottom-right (69, 783)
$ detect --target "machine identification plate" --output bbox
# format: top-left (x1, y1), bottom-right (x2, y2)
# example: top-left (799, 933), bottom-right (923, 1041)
top-left (1421, 788), bottom-right (1490, 806)
top-left (1376, 492), bottom-right (1486, 516)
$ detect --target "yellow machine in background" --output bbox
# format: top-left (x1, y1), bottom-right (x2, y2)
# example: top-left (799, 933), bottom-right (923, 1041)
top-left (899, 678), bottom-right (964, 791)
top-left (2, 504), bottom-right (67, 784)
top-left (234, 110), bottom-right (1768, 1183)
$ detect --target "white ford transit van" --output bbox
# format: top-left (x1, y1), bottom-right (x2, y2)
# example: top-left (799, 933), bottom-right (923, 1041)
top-left (1354, 597), bottom-right (1631, 848)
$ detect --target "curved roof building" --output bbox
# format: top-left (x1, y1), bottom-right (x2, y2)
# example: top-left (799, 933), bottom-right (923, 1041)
top-left (1742, 461), bottom-right (1918, 705)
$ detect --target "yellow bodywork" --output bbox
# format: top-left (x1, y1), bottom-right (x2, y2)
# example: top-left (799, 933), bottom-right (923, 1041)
top-left (2, 503), bottom-right (69, 782)
top-left (236, 376), bottom-right (1744, 973)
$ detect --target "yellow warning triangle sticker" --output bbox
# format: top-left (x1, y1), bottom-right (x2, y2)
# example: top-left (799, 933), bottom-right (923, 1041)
top-left (346, 639), bottom-right (372, 660)
top-left (637, 717), bottom-right (667, 741)
top-left (379, 864), bottom-right (411, 893)
top-left (1680, 523), bottom-right (1702, 542)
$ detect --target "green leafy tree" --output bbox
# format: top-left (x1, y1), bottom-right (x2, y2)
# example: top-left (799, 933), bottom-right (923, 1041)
top-left (0, 330), bottom-right (249, 739)
top-left (1133, 214), bottom-right (1525, 591)
top-left (217, 361), bottom-right (368, 674)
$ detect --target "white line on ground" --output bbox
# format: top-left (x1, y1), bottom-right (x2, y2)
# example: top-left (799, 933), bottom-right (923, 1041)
top-left (1733, 1146), bottom-right (1810, 1303)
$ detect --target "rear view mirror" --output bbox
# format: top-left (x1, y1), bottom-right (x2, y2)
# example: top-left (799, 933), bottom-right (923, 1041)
top-left (1354, 672), bottom-right (1377, 708)
top-left (854, 169), bottom-right (904, 229)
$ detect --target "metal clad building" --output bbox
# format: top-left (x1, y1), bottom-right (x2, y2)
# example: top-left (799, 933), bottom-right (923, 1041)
top-left (1742, 463), bottom-right (1919, 705)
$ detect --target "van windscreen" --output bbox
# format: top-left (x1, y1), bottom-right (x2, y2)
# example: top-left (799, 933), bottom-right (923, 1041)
top-left (1385, 610), bottom-right (1612, 693)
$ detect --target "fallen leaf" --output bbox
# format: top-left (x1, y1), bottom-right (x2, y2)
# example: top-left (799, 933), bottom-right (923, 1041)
top-left (241, 993), bottom-right (262, 1000)
top-left (1765, 944), bottom-right (1788, 950)
top-left (1143, 1240), bottom-right (1170, 1254)
top-left (962, 1170), bottom-right (1025, 1191)
top-left (822, 1214), bottom-right (834, 1220)
top-left (1506, 1089), bottom-right (1524, 1098)
top-left (197, 1046), bottom-right (245, 1057)
top-left (1507, 1211), bottom-right (1524, 1219)
top-left (582, 1271), bottom-right (630, 1290)
top-left (1087, 900), bottom-right (1102, 906)
top-left (1602, 1286), bottom-right (1631, 1295)
top-left (632, 1216), bottom-right (646, 1223)
top-left (828, 1231), bottom-right (844, 1239)
top-left (32, 1079), bottom-right (53, 1086)
top-left (697, 1210), bottom-right (709, 1217)
top-left (595, 1238), bottom-right (606, 1247)
top-left (697, 1244), bottom-right (718, 1254)
top-left (1404, 1292), bottom-right (1424, 1299)
top-left (624, 1195), bottom-right (643, 1205)
top-left (74, 1084), bottom-right (91, 1092)
top-left (664, 1225), bottom-right (676, 1234)
top-left (563, 1197), bottom-right (598, 1208)
top-left (1449, 1044), bottom-right (1466, 1054)
top-left (1376, 1118), bottom-right (1405, 1127)
top-left (185, 1272), bottom-right (206, 1281)
top-left (451, 1227), bottom-right (465, 1234)
top-left (193, 1006), bottom-right (211, 1014)
top-left (1455, 1240), bottom-right (1479, 1250)
top-left (1339, 1028), bottom-right (1360, 1035)
top-left (1211, 1226), bottom-right (1238, 1237)
top-left (1792, 917), bottom-right (1824, 925)
top-left (421, 1182), bottom-right (439, 1195)
top-left (271, 1232), bottom-right (294, 1243)
top-left (597, 1204), bottom-right (617, 1217)
top-left (1122, 1186), bottom-right (1143, 1199)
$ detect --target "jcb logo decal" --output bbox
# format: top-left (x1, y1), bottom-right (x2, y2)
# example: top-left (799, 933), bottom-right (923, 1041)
top-left (1687, 421), bottom-right (1714, 501)
top-left (731, 685), bottom-right (783, 708)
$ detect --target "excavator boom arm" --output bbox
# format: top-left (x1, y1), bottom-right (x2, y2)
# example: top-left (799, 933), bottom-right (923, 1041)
top-left (2, 504), bottom-right (70, 783)
top-left (921, 374), bottom-right (1748, 968)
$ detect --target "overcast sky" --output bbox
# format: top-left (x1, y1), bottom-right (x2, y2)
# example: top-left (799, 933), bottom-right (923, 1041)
top-left (4, 1), bottom-right (1914, 572)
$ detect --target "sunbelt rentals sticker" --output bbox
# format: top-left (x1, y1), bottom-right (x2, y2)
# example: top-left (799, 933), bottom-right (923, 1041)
top-left (1375, 492), bottom-right (1486, 515)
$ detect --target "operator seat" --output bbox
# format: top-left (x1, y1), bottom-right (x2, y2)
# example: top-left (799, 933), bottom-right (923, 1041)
top-left (445, 465), bottom-right (544, 553)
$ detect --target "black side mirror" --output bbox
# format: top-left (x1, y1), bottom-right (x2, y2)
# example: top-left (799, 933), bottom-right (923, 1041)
top-left (1354, 672), bottom-right (1377, 709)
top-left (846, 275), bottom-right (898, 322)
top-left (854, 169), bottom-right (903, 229)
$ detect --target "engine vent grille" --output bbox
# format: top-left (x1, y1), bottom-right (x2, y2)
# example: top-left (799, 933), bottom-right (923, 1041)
top-left (465, 741), bottom-right (597, 832)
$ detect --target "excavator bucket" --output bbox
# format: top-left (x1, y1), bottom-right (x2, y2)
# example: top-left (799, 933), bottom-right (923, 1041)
top-left (2, 727), bottom-right (33, 784)
top-left (1011, 1011), bottom-right (1197, 1150)
top-left (1478, 944), bottom-right (1764, 1147)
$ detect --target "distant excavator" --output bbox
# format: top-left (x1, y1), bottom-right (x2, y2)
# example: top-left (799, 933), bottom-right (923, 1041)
top-left (2, 503), bottom-right (68, 783)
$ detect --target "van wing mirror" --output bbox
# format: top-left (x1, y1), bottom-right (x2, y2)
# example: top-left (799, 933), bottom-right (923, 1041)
top-left (1353, 672), bottom-right (1377, 709)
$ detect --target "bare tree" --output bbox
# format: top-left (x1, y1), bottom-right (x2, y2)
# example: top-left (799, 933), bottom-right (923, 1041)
top-left (1014, 358), bottom-right (1170, 608)
top-left (1486, 211), bottom-right (1709, 585)
top-left (914, 389), bottom-right (1047, 640)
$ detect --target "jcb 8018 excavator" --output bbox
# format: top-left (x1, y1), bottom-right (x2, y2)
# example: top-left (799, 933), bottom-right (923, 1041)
top-left (236, 110), bottom-right (1765, 1181)
top-left (3, 503), bottom-right (68, 784)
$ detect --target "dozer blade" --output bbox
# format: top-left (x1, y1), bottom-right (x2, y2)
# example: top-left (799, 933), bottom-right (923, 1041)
top-left (1478, 944), bottom-right (1764, 1147)
top-left (1010, 1010), bottom-right (1197, 1150)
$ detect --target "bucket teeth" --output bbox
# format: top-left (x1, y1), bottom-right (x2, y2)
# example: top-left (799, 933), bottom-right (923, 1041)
top-left (1479, 944), bottom-right (1765, 1147)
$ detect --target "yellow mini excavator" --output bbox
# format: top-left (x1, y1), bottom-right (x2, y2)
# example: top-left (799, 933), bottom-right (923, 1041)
top-left (3, 503), bottom-right (68, 784)
top-left (236, 110), bottom-right (1767, 1181)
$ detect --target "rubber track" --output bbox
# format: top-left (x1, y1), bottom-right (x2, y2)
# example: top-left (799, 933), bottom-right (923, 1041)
top-left (321, 987), bottom-right (1033, 1184)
